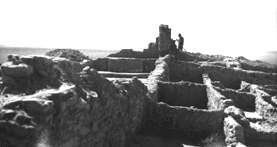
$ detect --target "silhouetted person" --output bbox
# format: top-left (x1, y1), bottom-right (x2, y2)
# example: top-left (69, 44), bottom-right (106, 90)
top-left (7, 55), bottom-right (13, 62)
top-left (13, 55), bottom-right (22, 65)
top-left (177, 33), bottom-right (184, 52)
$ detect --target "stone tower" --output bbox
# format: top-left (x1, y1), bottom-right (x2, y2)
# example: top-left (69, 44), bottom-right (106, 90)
top-left (158, 24), bottom-right (172, 57)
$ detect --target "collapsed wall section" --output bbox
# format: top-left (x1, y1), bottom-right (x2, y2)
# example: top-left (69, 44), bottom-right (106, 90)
top-left (223, 108), bottom-right (247, 147)
top-left (0, 64), bottom-right (149, 147)
top-left (0, 55), bottom-right (82, 94)
top-left (244, 83), bottom-right (277, 120)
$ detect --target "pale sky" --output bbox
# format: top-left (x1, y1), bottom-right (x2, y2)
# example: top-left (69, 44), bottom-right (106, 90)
top-left (0, 0), bottom-right (277, 59)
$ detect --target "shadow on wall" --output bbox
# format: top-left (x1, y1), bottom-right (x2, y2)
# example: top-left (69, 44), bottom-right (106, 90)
top-left (157, 81), bottom-right (208, 109)
top-left (169, 61), bottom-right (203, 83)
top-left (139, 99), bottom-right (225, 145)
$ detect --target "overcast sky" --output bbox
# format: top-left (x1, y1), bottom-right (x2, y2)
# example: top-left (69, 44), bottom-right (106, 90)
top-left (0, 0), bottom-right (276, 59)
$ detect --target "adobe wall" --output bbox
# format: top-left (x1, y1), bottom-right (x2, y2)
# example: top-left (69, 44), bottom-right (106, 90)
top-left (157, 81), bottom-right (207, 109)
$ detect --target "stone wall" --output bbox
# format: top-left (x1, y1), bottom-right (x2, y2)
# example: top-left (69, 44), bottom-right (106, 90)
top-left (252, 88), bottom-right (277, 120)
top-left (215, 87), bottom-right (256, 112)
top-left (170, 60), bottom-right (277, 88)
top-left (224, 116), bottom-right (246, 147)
top-left (169, 61), bottom-right (203, 83)
top-left (224, 106), bottom-right (249, 147)
top-left (147, 55), bottom-right (171, 101)
top-left (0, 62), bottom-right (148, 147)
top-left (0, 55), bottom-right (82, 94)
top-left (108, 49), bottom-right (159, 59)
top-left (157, 81), bottom-right (207, 109)
top-left (202, 65), bottom-right (277, 89)
top-left (88, 58), bottom-right (109, 71)
top-left (108, 58), bottom-right (144, 73)
top-left (140, 100), bottom-right (224, 142)
top-left (90, 57), bottom-right (156, 73)
top-left (143, 59), bottom-right (156, 73)
top-left (239, 59), bottom-right (277, 73)
top-left (203, 74), bottom-right (232, 110)
top-left (241, 82), bottom-right (277, 120)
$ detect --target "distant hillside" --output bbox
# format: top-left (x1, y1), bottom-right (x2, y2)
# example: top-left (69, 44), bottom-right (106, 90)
top-left (0, 47), bottom-right (51, 63)
top-left (0, 46), bottom-right (118, 63)
top-left (1, 45), bottom-right (276, 65)
top-left (258, 51), bottom-right (277, 65)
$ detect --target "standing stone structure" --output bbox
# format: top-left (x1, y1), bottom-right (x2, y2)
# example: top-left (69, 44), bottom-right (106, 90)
top-left (158, 24), bottom-right (172, 57)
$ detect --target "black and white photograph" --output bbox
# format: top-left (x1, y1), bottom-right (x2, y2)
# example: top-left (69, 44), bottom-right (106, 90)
top-left (0, 0), bottom-right (277, 146)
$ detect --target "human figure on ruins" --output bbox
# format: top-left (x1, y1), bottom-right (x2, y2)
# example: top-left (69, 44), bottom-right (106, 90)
top-left (7, 54), bottom-right (14, 62)
top-left (177, 33), bottom-right (184, 52)
top-left (7, 54), bottom-right (22, 65)
top-left (13, 55), bottom-right (23, 65)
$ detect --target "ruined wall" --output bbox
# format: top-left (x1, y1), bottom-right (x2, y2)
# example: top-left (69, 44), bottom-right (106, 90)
top-left (239, 60), bottom-right (277, 73)
top-left (108, 49), bottom-right (159, 58)
top-left (88, 58), bottom-right (109, 71)
top-left (147, 55), bottom-right (171, 101)
top-left (142, 59), bottom-right (156, 73)
top-left (224, 116), bottom-right (246, 147)
top-left (169, 61), bottom-right (203, 83)
top-left (255, 91), bottom-right (277, 120)
top-left (242, 82), bottom-right (277, 120)
top-left (0, 55), bottom-right (82, 94)
top-left (90, 57), bottom-right (156, 73)
top-left (107, 58), bottom-right (144, 73)
top-left (170, 60), bottom-right (277, 88)
top-left (223, 106), bottom-right (250, 147)
top-left (203, 74), bottom-right (232, 110)
top-left (157, 81), bottom-right (207, 109)
top-left (202, 65), bottom-right (277, 89)
top-left (0, 59), bottom-right (149, 147)
top-left (140, 100), bottom-right (224, 142)
top-left (215, 88), bottom-right (256, 112)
